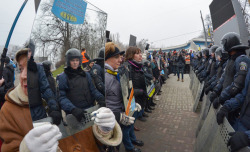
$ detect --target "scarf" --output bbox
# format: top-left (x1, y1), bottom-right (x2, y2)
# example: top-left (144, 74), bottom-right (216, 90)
top-left (64, 67), bottom-right (86, 79)
top-left (128, 60), bottom-right (143, 72)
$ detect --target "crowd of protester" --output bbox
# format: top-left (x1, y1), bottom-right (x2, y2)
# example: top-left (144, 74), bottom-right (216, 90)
top-left (105, 42), bottom-right (169, 152)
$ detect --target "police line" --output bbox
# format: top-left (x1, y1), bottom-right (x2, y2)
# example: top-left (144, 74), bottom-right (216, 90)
top-left (189, 70), bottom-right (250, 152)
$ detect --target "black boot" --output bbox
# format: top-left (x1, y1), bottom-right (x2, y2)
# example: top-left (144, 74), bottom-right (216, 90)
top-left (138, 117), bottom-right (147, 122)
top-left (151, 101), bottom-right (156, 106)
top-left (145, 108), bottom-right (152, 113)
top-left (132, 140), bottom-right (144, 146)
top-left (148, 106), bottom-right (155, 110)
top-left (142, 112), bottom-right (149, 117)
top-left (126, 147), bottom-right (141, 152)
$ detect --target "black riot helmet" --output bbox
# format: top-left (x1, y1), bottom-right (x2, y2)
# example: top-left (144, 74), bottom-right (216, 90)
top-left (94, 47), bottom-right (104, 68)
top-left (215, 47), bottom-right (229, 61)
top-left (209, 45), bottom-right (219, 55)
top-left (215, 47), bottom-right (222, 58)
top-left (65, 48), bottom-right (82, 67)
top-left (202, 48), bottom-right (209, 57)
top-left (42, 60), bottom-right (52, 71)
top-left (221, 32), bottom-right (249, 53)
top-left (94, 47), bottom-right (104, 61)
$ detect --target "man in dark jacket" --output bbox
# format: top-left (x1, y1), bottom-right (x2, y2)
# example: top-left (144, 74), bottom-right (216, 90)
top-left (176, 51), bottom-right (186, 82)
top-left (26, 42), bottom-right (62, 126)
top-left (57, 48), bottom-right (105, 122)
top-left (0, 56), bottom-right (14, 107)
top-left (171, 52), bottom-right (178, 75)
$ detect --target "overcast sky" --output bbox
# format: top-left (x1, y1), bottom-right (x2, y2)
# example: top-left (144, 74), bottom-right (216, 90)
top-left (1, 0), bottom-right (213, 48)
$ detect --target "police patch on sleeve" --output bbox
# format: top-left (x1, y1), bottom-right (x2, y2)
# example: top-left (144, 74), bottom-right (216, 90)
top-left (93, 69), bottom-right (97, 75)
top-left (239, 62), bottom-right (247, 71)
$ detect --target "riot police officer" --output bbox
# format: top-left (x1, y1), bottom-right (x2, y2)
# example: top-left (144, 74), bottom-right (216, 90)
top-left (57, 48), bottom-right (105, 122)
top-left (91, 48), bottom-right (105, 95)
top-left (210, 32), bottom-right (250, 110)
top-left (42, 61), bottom-right (56, 95)
top-left (204, 47), bottom-right (229, 94)
top-left (216, 69), bottom-right (250, 152)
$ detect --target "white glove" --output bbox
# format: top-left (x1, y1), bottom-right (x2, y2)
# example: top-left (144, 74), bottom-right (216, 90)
top-left (120, 112), bottom-right (135, 126)
top-left (135, 103), bottom-right (141, 112)
top-left (23, 124), bottom-right (62, 152)
top-left (91, 107), bottom-right (116, 133)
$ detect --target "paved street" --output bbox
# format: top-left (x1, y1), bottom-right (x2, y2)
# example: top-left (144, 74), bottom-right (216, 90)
top-left (121, 74), bottom-right (199, 152)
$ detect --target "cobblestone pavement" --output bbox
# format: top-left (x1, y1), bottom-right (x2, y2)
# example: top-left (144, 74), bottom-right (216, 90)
top-left (120, 74), bottom-right (199, 152)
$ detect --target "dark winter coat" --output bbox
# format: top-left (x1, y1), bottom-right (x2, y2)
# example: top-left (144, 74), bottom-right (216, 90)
top-left (0, 63), bottom-right (14, 103)
top-left (125, 60), bottom-right (147, 109)
top-left (176, 55), bottom-right (185, 68)
top-left (28, 64), bottom-right (59, 121)
top-left (57, 67), bottom-right (104, 114)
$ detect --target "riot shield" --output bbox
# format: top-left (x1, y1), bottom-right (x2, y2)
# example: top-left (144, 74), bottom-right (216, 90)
top-left (193, 81), bottom-right (204, 112)
top-left (195, 93), bottom-right (211, 137)
top-left (65, 105), bottom-right (100, 135)
top-left (28, 0), bottom-right (107, 139)
top-left (189, 69), bottom-right (194, 90)
top-left (194, 106), bottom-right (219, 152)
top-left (119, 66), bottom-right (136, 117)
top-left (195, 105), bottom-right (250, 152)
top-left (192, 76), bottom-right (199, 101)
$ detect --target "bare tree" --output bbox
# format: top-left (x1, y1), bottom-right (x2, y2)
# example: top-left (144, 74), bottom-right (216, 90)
top-left (110, 33), bottom-right (128, 51)
top-left (31, 0), bottom-right (107, 68)
top-left (238, 0), bottom-right (250, 33)
top-left (136, 39), bottom-right (148, 53)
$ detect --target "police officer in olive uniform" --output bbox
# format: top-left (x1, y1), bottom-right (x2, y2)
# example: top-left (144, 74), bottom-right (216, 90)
top-left (57, 48), bottom-right (105, 122)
